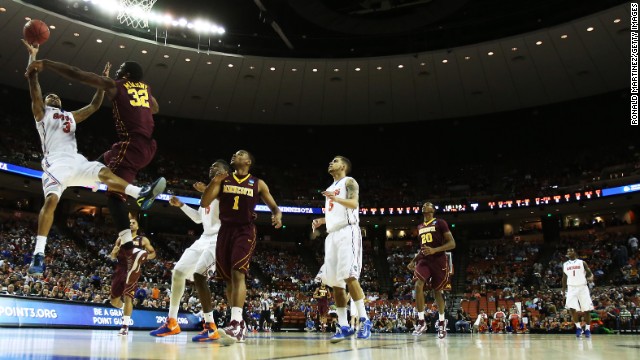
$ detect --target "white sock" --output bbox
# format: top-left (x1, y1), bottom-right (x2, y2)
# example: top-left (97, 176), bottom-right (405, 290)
top-left (418, 312), bottom-right (425, 320)
top-left (355, 299), bottom-right (368, 320)
top-left (34, 236), bottom-right (47, 255)
top-left (168, 273), bottom-right (186, 319)
top-left (585, 324), bottom-right (590, 331)
top-left (125, 185), bottom-right (142, 198)
top-left (575, 322), bottom-right (581, 329)
top-left (123, 315), bottom-right (131, 326)
top-left (231, 307), bottom-right (243, 322)
top-left (439, 313), bottom-right (445, 322)
top-left (337, 307), bottom-right (348, 327)
top-left (119, 229), bottom-right (133, 245)
top-left (204, 312), bottom-right (214, 323)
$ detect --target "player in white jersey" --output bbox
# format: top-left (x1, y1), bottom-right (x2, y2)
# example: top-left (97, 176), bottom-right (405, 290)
top-left (562, 247), bottom-right (594, 338)
top-left (22, 40), bottom-right (165, 277)
top-left (311, 156), bottom-right (372, 343)
top-left (151, 160), bottom-right (235, 345)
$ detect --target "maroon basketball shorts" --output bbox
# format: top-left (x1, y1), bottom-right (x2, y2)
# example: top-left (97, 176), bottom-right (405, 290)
top-left (318, 303), bottom-right (328, 316)
top-left (110, 249), bottom-right (146, 299)
top-left (103, 137), bottom-right (157, 183)
top-left (215, 223), bottom-right (257, 281)
top-left (414, 255), bottom-right (450, 291)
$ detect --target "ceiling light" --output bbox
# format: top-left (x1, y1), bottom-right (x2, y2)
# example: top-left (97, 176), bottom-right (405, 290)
top-left (586, 27), bottom-right (594, 32)
top-left (420, 62), bottom-right (426, 66)
top-left (614, 18), bottom-right (621, 23)
top-left (291, 68), bottom-right (297, 72)
top-left (141, 50), bottom-right (147, 54)
top-left (442, 59), bottom-right (448, 63)
top-left (270, 67), bottom-right (276, 71)
top-left (96, 39), bottom-right (102, 43)
top-left (464, 56), bottom-right (470, 60)
top-left (535, 41), bottom-right (543, 45)
top-left (206, 61), bottom-right (212, 65)
top-left (487, 51), bottom-right (494, 56)
top-left (73, 33), bottom-right (80, 37)
top-left (185, 58), bottom-right (191, 62)
top-left (228, 64), bottom-right (234, 68)
top-left (0, 7), bottom-right (6, 12)
top-left (511, 47), bottom-right (518, 51)
top-left (249, 66), bottom-right (255, 70)
top-left (333, 68), bottom-right (339, 72)
top-left (355, 68), bottom-right (361, 71)
top-left (398, 65), bottom-right (404, 68)
top-left (376, 66), bottom-right (382, 70)
top-left (49, 25), bottom-right (56, 29)
top-left (312, 68), bottom-right (318, 72)
top-left (119, 45), bottom-right (126, 49)
top-left (561, 34), bottom-right (568, 39)
top-left (163, 54), bottom-right (169, 58)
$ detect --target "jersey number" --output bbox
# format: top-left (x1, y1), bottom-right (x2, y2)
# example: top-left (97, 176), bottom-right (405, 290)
top-left (62, 120), bottom-right (71, 133)
top-left (127, 88), bottom-right (150, 108)
top-left (421, 233), bottom-right (433, 244)
top-left (232, 196), bottom-right (239, 210)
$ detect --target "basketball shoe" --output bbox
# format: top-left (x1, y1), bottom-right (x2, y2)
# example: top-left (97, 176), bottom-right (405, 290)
top-left (412, 319), bottom-right (427, 336)
top-left (576, 327), bottom-right (583, 338)
top-left (137, 177), bottom-right (167, 210)
top-left (217, 320), bottom-right (245, 345)
top-left (118, 325), bottom-right (129, 336)
top-left (28, 252), bottom-right (45, 276)
top-left (330, 325), bottom-right (355, 343)
top-left (356, 318), bottom-right (372, 339)
top-left (584, 329), bottom-right (591, 338)
top-left (150, 317), bottom-right (181, 337)
top-left (192, 322), bottom-right (220, 342)
top-left (437, 319), bottom-right (448, 339)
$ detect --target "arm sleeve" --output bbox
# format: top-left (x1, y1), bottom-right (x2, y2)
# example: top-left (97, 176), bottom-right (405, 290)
top-left (180, 204), bottom-right (202, 224)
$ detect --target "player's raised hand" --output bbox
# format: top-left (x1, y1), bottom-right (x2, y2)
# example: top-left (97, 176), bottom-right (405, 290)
top-left (168, 196), bottom-right (184, 207)
top-left (102, 62), bottom-right (111, 77)
top-left (21, 39), bottom-right (39, 56)
top-left (193, 181), bottom-right (207, 192)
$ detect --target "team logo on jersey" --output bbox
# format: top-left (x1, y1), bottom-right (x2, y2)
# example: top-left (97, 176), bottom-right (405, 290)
top-left (248, 179), bottom-right (255, 186)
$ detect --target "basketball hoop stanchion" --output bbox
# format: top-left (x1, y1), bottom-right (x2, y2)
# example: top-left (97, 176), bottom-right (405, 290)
top-left (117, 0), bottom-right (157, 29)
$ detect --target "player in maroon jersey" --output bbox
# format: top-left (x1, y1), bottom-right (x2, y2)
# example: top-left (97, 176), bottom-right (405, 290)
top-left (109, 217), bottom-right (156, 336)
top-left (26, 59), bottom-right (166, 289)
top-left (313, 283), bottom-right (332, 332)
top-left (201, 149), bottom-right (282, 343)
top-left (407, 202), bottom-right (456, 339)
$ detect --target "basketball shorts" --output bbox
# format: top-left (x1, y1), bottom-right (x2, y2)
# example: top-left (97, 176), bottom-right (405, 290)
top-left (315, 264), bottom-right (326, 284)
top-left (565, 285), bottom-right (594, 312)
top-left (318, 303), bottom-right (328, 317)
top-left (41, 153), bottom-right (104, 199)
top-left (215, 223), bottom-right (256, 281)
top-left (414, 254), bottom-right (450, 291)
top-left (102, 137), bottom-right (157, 183)
top-left (174, 234), bottom-right (218, 281)
top-left (110, 248), bottom-right (147, 300)
top-left (323, 224), bottom-right (362, 289)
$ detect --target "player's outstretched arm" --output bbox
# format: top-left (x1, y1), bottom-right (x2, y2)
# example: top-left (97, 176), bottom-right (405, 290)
top-left (22, 40), bottom-right (45, 121)
top-left (258, 179), bottom-right (282, 228)
top-left (170, 195), bottom-right (203, 224)
top-left (27, 59), bottom-right (117, 97)
top-left (72, 62), bottom-right (110, 123)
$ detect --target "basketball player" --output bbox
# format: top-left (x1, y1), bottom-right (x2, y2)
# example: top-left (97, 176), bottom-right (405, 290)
top-left (22, 41), bottom-right (164, 277)
top-left (407, 202), bottom-right (456, 339)
top-left (26, 57), bottom-right (165, 286)
top-left (201, 150), bottom-right (282, 343)
top-left (562, 247), bottom-right (595, 338)
top-left (313, 283), bottom-right (332, 332)
top-left (110, 217), bottom-right (156, 336)
top-left (150, 160), bottom-right (235, 344)
top-left (311, 156), bottom-right (372, 343)
top-left (492, 307), bottom-right (507, 333)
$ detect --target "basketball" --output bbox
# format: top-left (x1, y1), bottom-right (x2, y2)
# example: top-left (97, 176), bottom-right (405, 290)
top-left (23, 19), bottom-right (50, 45)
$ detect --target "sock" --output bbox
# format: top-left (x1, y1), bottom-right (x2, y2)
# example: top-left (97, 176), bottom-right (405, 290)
top-left (123, 315), bottom-right (131, 326)
top-left (119, 229), bottom-right (133, 245)
top-left (439, 313), bottom-right (445, 322)
top-left (231, 307), bottom-right (242, 322)
top-left (575, 322), bottom-right (581, 329)
top-left (418, 312), bottom-right (425, 321)
top-left (204, 312), bottom-right (214, 323)
top-left (355, 299), bottom-right (368, 320)
top-left (168, 273), bottom-right (186, 319)
top-left (337, 307), bottom-right (348, 327)
top-left (34, 236), bottom-right (47, 255)
top-left (125, 185), bottom-right (142, 198)
top-left (585, 324), bottom-right (590, 331)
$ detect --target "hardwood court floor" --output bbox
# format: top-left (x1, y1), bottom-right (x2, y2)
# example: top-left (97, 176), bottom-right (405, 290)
top-left (0, 328), bottom-right (638, 360)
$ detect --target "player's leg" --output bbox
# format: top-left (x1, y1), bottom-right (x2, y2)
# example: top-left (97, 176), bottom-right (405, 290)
top-left (30, 192), bottom-right (59, 276)
top-left (413, 279), bottom-right (428, 335)
top-left (434, 290), bottom-right (448, 338)
top-left (119, 296), bottom-right (134, 335)
top-left (191, 240), bottom-right (220, 342)
top-left (345, 278), bottom-right (372, 339)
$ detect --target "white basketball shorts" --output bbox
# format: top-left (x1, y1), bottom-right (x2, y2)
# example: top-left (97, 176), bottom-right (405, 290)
top-left (565, 285), bottom-right (594, 312)
top-left (41, 153), bottom-right (104, 198)
top-left (174, 234), bottom-right (218, 281)
top-left (323, 224), bottom-right (362, 289)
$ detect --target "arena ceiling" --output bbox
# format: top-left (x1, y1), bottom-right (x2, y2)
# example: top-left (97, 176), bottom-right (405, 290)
top-left (0, 0), bottom-right (630, 125)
